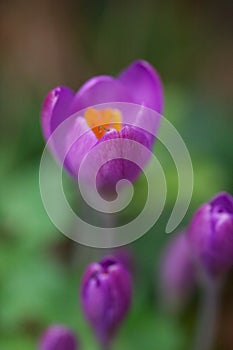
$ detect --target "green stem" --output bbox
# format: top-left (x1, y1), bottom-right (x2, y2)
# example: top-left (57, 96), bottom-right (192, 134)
top-left (102, 345), bottom-right (110, 350)
top-left (193, 277), bottom-right (222, 350)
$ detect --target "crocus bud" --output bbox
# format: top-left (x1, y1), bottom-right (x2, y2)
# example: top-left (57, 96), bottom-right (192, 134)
top-left (81, 257), bottom-right (132, 348)
top-left (159, 232), bottom-right (196, 310)
top-left (38, 325), bottom-right (78, 350)
top-left (188, 192), bottom-right (233, 277)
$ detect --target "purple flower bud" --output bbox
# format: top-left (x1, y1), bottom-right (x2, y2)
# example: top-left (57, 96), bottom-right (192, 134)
top-left (38, 325), bottom-right (78, 350)
top-left (159, 232), bottom-right (196, 310)
top-left (188, 192), bottom-right (233, 277)
top-left (81, 257), bottom-right (132, 348)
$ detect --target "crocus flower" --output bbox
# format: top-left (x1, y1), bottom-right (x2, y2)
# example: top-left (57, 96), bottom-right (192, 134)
top-left (188, 192), bottom-right (233, 277)
top-left (80, 257), bottom-right (132, 349)
top-left (39, 325), bottom-right (78, 350)
top-left (159, 232), bottom-right (196, 310)
top-left (41, 60), bottom-right (163, 194)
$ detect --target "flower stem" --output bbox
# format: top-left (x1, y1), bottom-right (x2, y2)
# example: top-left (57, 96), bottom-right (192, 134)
top-left (102, 345), bottom-right (110, 350)
top-left (100, 334), bottom-right (111, 350)
top-left (193, 277), bottom-right (222, 350)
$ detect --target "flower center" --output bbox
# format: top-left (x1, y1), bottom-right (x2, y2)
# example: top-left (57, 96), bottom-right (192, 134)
top-left (84, 107), bottom-right (122, 139)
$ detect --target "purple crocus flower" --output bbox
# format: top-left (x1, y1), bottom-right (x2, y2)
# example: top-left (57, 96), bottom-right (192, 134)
top-left (80, 257), bottom-right (132, 349)
top-left (188, 192), bottom-right (233, 277)
top-left (38, 325), bottom-right (78, 350)
top-left (159, 232), bottom-right (196, 310)
top-left (41, 60), bottom-right (163, 194)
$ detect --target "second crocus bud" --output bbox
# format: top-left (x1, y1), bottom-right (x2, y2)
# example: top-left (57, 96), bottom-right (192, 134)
top-left (80, 257), bottom-right (132, 349)
top-left (38, 325), bottom-right (78, 350)
top-left (188, 192), bottom-right (233, 278)
top-left (159, 232), bottom-right (196, 310)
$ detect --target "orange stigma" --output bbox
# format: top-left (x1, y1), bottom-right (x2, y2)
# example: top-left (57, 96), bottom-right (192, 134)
top-left (84, 107), bottom-right (122, 139)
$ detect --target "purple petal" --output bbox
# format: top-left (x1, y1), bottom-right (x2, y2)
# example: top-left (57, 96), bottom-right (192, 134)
top-left (160, 232), bottom-right (195, 308)
top-left (94, 126), bottom-right (152, 194)
top-left (188, 204), bottom-right (213, 269)
top-left (211, 211), bottom-right (233, 269)
top-left (41, 86), bottom-right (74, 140)
top-left (82, 270), bottom-right (115, 347)
top-left (39, 325), bottom-right (77, 350)
top-left (81, 257), bottom-right (132, 348)
top-left (207, 193), bottom-right (233, 270)
top-left (83, 274), bottom-right (111, 324)
top-left (118, 60), bottom-right (164, 113)
top-left (64, 117), bottom-right (97, 176)
top-left (210, 191), bottom-right (233, 214)
top-left (188, 201), bottom-right (233, 276)
top-left (100, 257), bottom-right (119, 269)
top-left (100, 256), bottom-right (132, 318)
top-left (69, 76), bottom-right (134, 114)
top-left (81, 262), bottom-right (102, 293)
top-left (108, 263), bottom-right (132, 313)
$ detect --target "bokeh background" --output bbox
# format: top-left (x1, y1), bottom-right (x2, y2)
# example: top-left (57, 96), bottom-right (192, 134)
top-left (0, 1), bottom-right (232, 349)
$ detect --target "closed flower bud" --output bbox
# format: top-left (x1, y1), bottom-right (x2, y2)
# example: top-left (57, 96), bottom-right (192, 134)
top-left (188, 192), bottom-right (233, 277)
top-left (159, 232), bottom-right (196, 310)
top-left (80, 257), bottom-right (132, 348)
top-left (39, 325), bottom-right (78, 350)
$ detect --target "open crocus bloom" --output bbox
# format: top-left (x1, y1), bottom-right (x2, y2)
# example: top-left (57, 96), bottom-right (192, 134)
top-left (41, 60), bottom-right (163, 194)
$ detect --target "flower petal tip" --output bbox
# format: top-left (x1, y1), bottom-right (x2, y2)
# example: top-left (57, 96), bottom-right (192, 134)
top-left (118, 59), bottom-right (164, 113)
top-left (41, 86), bottom-right (74, 140)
